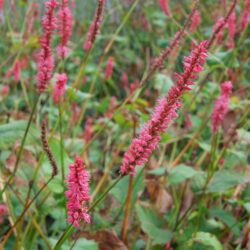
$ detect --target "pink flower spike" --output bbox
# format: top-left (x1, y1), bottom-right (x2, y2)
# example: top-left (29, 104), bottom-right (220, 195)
top-left (0, 204), bottom-right (8, 225)
top-left (83, 0), bottom-right (105, 51)
top-left (158, 0), bottom-right (171, 17)
top-left (121, 72), bottom-right (129, 89)
top-left (105, 57), bottom-right (114, 81)
top-left (213, 17), bottom-right (226, 45)
top-left (57, 0), bottom-right (73, 59)
top-left (227, 11), bottom-right (236, 48)
top-left (1, 85), bottom-right (9, 96)
top-left (240, 0), bottom-right (250, 31)
top-left (83, 117), bottom-right (93, 142)
top-left (53, 73), bottom-right (67, 104)
top-left (66, 156), bottom-right (91, 228)
top-left (0, 204), bottom-right (8, 215)
top-left (190, 10), bottom-right (201, 32)
top-left (211, 81), bottom-right (233, 133)
top-left (120, 41), bottom-right (208, 176)
top-left (0, 0), bottom-right (4, 11)
top-left (37, 0), bottom-right (58, 94)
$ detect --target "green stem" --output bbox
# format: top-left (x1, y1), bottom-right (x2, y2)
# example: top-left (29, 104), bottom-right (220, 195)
top-left (89, 175), bottom-right (122, 212)
top-left (0, 177), bottom-right (53, 247)
top-left (59, 100), bottom-right (65, 183)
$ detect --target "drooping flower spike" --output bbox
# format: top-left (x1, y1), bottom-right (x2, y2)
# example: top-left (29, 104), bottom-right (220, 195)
top-left (66, 156), bottom-right (91, 228)
top-left (57, 0), bottom-right (73, 59)
top-left (211, 81), bottom-right (233, 133)
top-left (37, 0), bottom-right (58, 93)
top-left (120, 41), bottom-right (208, 176)
top-left (83, 0), bottom-right (105, 51)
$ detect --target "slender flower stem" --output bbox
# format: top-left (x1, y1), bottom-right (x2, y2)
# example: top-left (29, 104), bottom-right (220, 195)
top-left (171, 97), bottom-right (214, 167)
top-left (88, 176), bottom-right (122, 212)
top-left (121, 174), bottom-right (133, 242)
top-left (0, 97), bottom-right (39, 198)
top-left (176, 107), bottom-right (250, 230)
top-left (75, 0), bottom-right (140, 128)
top-left (0, 177), bottom-right (53, 247)
top-left (59, 99), bottom-right (65, 182)
top-left (53, 224), bottom-right (74, 250)
top-left (8, 186), bottom-right (52, 250)
top-left (207, 0), bottom-right (237, 49)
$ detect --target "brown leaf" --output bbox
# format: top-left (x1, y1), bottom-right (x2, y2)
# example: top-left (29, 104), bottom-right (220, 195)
top-left (155, 188), bottom-right (173, 214)
top-left (5, 153), bottom-right (16, 172)
top-left (222, 110), bottom-right (237, 144)
top-left (145, 158), bottom-right (173, 213)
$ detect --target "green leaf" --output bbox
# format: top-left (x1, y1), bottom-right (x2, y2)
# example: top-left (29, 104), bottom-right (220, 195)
top-left (111, 168), bottom-right (144, 206)
top-left (154, 74), bottom-right (174, 95)
top-left (0, 120), bottom-right (39, 149)
top-left (136, 205), bottom-right (172, 245)
top-left (209, 208), bottom-right (240, 236)
top-left (48, 178), bottom-right (64, 194)
top-left (73, 238), bottom-right (99, 250)
top-left (168, 165), bottom-right (199, 185)
top-left (66, 87), bottom-right (92, 102)
top-left (188, 232), bottom-right (223, 250)
top-left (148, 167), bottom-right (166, 176)
top-left (206, 170), bottom-right (247, 193)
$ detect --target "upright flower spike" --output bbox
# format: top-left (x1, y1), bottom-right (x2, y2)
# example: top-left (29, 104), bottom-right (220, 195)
top-left (83, 117), bottom-right (93, 142)
top-left (83, 0), bottom-right (105, 51)
top-left (0, 0), bottom-right (4, 11)
top-left (1, 85), bottom-right (9, 96)
top-left (158, 0), bottom-right (171, 17)
top-left (213, 17), bottom-right (226, 45)
top-left (121, 71), bottom-right (129, 89)
top-left (240, 0), bottom-right (250, 31)
top-left (190, 10), bottom-right (201, 32)
top-left (37, 0), bottom-right (58, 94)
top-left (120, 41), bottom-right (208, 176)
top-left (105, 57), bottom-right (114, 81)
top-left (66, 156), bottom-right (91, 228)
top-left (0, 204), bottom-right (8, 224)
top-left (57, 0), bottom-right (73, 59)
top-left (227, 11), bottom-right (236, 48)
top-left (211, 81), bottom-right (233, 133)
top-left (53, 73), bottom-right (67, 104)
top-left (151, 0), bottom-right (200, 74)
top-left (207, 0), bottom-right (237, 49)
